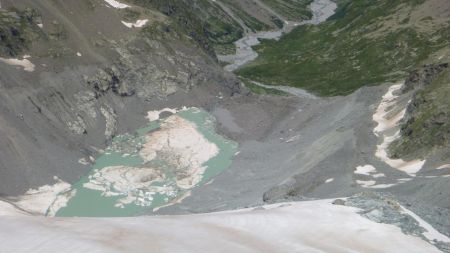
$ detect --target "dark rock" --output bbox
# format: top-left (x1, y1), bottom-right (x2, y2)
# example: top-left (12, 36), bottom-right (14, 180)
top-left (87, 69), bottom-right (114, 93)
top-left (402, 62), bottom-right (450, 93)
top-left (332, 199), bottom-right (346, 205)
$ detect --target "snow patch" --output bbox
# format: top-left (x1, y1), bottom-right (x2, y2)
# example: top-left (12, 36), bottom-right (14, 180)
top-left (0, 178), bottom-right (71, 216)
top-left (0, 56), bottom-right (35, 72)
top-left (436, 164), bottom-right (450, 170)
top-left (373, 83), bottom-right (426, 176)
top-left (121, 19), bottom-right (148, 28)
top-left (146, 107), bottom-right (187, 122)
top-left (104, 0), bottom-right (129, 9)
top-left (355, 165), bottom-right (377, 176)
top-left (356, 180), bottom-right (376, 188)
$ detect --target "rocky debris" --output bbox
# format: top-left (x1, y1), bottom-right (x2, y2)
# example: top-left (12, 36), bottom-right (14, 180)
top-left (87, 66), bottom-right (135, 97)
top-left (344, 192), bottom-right (450, 253)
top-left (100, 105), bottom-right (117, 140)
top-left (402, 63), bottom-right (450, 93)
top-left (67, 115), bottom-right (88, 135)
top-left (332, 199), bottom-right (346, 205)
top-left (74, 91), bottom-right (98, 119)
top-left (262, 178), bottom-right (317, 204)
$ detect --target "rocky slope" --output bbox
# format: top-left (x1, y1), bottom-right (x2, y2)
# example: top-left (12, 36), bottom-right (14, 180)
top-left (390, 63), bottom-right (450, 159)
top-left (0, 0), bottom-right (449, 252)
top-left (0, 0), bottom-right (241, 196)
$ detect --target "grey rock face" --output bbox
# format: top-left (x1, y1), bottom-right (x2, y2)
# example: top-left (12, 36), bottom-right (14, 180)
top-left (402, 62), bottom-right (450, 93)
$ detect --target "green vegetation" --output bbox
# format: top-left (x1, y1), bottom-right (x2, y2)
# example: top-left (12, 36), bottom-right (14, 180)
top-left (132, 0), bottom-right (243, 57)
top-left (221, 0), bottom-right (271, 32)
top-left (260, 0), bottom-right (314, 21)
top-left (0, 8), bottom-right (42, 57)
top-left (237, 0), bottom-right (450, 96)
top-left (390, 68), bottom-right (450, 159)
top-left (121, 8), bottom-right (142, 22)
top-left (241, 78), bottom-right (287, 95)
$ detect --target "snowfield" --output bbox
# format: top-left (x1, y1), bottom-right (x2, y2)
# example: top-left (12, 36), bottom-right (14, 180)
top-left (0, 199), bottom-right (443, 253)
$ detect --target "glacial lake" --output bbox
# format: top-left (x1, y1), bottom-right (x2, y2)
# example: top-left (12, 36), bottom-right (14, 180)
top-left (55, 108), bottom-right (237, 217)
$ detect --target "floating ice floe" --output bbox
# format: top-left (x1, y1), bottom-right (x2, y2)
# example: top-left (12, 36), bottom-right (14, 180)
top-left (121, 19), bottom-right (148, 28)
top-left (0, 56), bottom-right (35, 72)
top-left (83, 166), bottom-right (169, 208)
top-left (373, 83), bottom-right (426, 176)
top-left (104, 0), bottom-right (129, 9)
top-left (140, 114), bottom-right (219, 189)
top-left (0, 199), bottom-right (443, 252)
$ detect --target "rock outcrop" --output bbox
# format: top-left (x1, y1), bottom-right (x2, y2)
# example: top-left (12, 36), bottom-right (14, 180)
top-left (390, 63), bottom-right (450, 159)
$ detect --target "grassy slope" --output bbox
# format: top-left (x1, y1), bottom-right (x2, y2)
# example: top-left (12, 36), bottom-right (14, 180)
top-left (0, 8), bottom-right (42, 57)
top-left (390, 68), bottom-right (450, 159)
top-left (237, 0), bottom-right (450, 96)
top-left (260, 0), bottom-right (314, 21)
top-left (220, 0), bottom-right (273, 32)
top-left (131, 0), bottom-right (243, 57)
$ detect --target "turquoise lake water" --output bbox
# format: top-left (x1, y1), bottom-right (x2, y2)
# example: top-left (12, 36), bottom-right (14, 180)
top-left (55, 108), bottom-right (237, 217)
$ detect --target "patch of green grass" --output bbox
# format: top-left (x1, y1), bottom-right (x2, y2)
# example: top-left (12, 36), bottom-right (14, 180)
top-left (240, 78), bottom-right (287, 95)
top-left (237, 0), bottom-right (449, 96)
top-left (121, 9), bottom-right (141, 22)
top-left (214, 43), bottom-right (236, 55)
top-left (221, 0), bottom-right (271, 32)
top-left (131, 0), bottom-right (243, 57)
top-left (0, 8), bottom-right (42, 57)
top-left (260, 0), bottom-right (314, 21)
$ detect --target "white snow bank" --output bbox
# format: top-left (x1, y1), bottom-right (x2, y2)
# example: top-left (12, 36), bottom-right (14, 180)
top-left (121, 19), bottom-right (148, 28)
top-left (104, 0), bottom-right (129, 9)
top-left (0, 178), bottom-right (71, 216)
top-left (0, 201), bottom-right (27, 216)
top-left (0, 57), bottom-right (35, 71)
top-left (0, 199), bottom-right (442, 253)
top-left (373, 84), bottom-right (426, 176)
